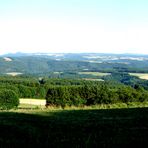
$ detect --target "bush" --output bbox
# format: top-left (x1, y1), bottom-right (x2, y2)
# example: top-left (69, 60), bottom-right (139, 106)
top-left (46, 86), bottom-right (71, 108)
top-left (0, 85), bottom-right (20, 97)
top-left (69, 86), bottom-right (86, 106)
top-left (117, 87), bottom-right (137, 103)
top-left (45, 83), bottom-right (148, 107)
top-left (0, 89), bottom-right (19, 110)
top-left (35, 87), bottom-right (46, 98)
top-left (18, 85), bottom-right (36, 98)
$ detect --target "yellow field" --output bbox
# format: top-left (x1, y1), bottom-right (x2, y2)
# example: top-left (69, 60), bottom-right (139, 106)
top-left (78, 72), bottom-right (111, 76)
top-left (129, 73), bottom-right (148, 80)
top-left (6, 72), bottom-right (23, 76)
top-left (20, 98), bottom-right (46, 106)
top-left (82, 78), bottom-right (104, 81)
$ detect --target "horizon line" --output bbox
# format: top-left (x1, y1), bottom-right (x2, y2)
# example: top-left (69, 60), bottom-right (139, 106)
top-left (1, 52), bottom-right (148, 56)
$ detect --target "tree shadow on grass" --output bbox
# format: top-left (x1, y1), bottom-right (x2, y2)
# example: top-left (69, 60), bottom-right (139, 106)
top-left (0, 108), bottom-right (148, 147)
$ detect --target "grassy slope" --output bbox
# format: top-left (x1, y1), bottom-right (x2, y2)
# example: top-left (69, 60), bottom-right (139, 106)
top-left (129, 73), bottom-right (148, 80)
top-left (0, 107), bottom-right (148, 147)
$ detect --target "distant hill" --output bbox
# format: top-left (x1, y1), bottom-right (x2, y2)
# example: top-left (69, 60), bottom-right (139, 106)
top-left (0, 53), bottom-right (148, 76)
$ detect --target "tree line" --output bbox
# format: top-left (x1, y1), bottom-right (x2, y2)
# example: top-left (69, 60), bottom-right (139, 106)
top-left (0, 77), bottom-right (148, 109)
top-left (46, 83), bottom-right (148, 108)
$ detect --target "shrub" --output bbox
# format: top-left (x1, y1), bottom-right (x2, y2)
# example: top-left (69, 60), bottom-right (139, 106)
top-left (0, 85), bottom-right (20, 97)
top-left (117, 87), bottom-right (136, 103)
top-left (18, 85), bottom-right (36, 98)
top-left (69, 86), bottom-right (86, 106)
top-left (46, 86), bottom-right (70, 108)
top-left (45, 83), bottom-right (148, 107)
top-left (35, 87), bottom-right (46, 98)
top-left (0, 89), bottom-right (19, 110)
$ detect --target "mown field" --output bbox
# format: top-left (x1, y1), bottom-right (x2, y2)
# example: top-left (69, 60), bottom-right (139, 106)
top-left (129, 73), bottom-right (148, 80)
top-left (20, 98), bottom-right (46, 106)
top-left (78, 72), bottom-right (111, 76)
top-left (0, 105), bottom-right (148, 147)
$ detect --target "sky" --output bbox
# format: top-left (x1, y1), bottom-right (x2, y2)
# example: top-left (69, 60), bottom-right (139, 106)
top-left (0, 0), bottom-right (148, 54)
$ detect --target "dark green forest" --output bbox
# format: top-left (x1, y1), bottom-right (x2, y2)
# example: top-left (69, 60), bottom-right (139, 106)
top-left (0, 76), bottom-right (148, 108)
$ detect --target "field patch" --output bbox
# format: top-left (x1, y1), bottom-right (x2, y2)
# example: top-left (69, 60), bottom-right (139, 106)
top-left (20, 98), bottom-right (46, 106)
top-left (3, 57), bottom-right (12, 62)
top-left (78, 72), bottom-right (111, 76)
top-left (6, 72), bottom-right (23, 76)
top-left (82, 78), bottom-right (104, 81)
top-left (129, 73), bottom-right (148, 80)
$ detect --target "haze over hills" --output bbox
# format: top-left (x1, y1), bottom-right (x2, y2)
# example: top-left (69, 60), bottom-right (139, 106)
top-left (1, 53), bottom-right (148, 77)
top-left (1, 52), bottom-right (148, 57)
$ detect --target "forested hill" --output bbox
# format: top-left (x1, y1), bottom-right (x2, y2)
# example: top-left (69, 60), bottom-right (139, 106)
top-left (1, 53), bottom-right (148, 76)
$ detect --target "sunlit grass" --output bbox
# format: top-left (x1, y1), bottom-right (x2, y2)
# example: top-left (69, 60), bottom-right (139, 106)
top-left (10, 101), bottom-right (148, 114)
top-left (78, 72), bottom-right (111, 76)
top-left (20, 98), bottom-right (46, 106)
top-left (129, 73), bottom-right (148, 80)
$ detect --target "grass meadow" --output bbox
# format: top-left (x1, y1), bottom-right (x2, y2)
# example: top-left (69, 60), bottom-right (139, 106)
top-left (0, 102), bottom-right (148, 147)
top-left (129, 73), bottom-right (148, 80)
top-left (78, 72), bottom-right (111, 76)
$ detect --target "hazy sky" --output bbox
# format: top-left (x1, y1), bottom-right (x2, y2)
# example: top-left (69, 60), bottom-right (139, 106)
top-left (0, 0), bottom-right (148, 54)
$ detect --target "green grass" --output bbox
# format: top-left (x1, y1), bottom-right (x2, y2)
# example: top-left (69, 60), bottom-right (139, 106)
top-left (0, 105), bottom-right (148, 147)
top-left (18, 101), bottom-right (148, 111)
